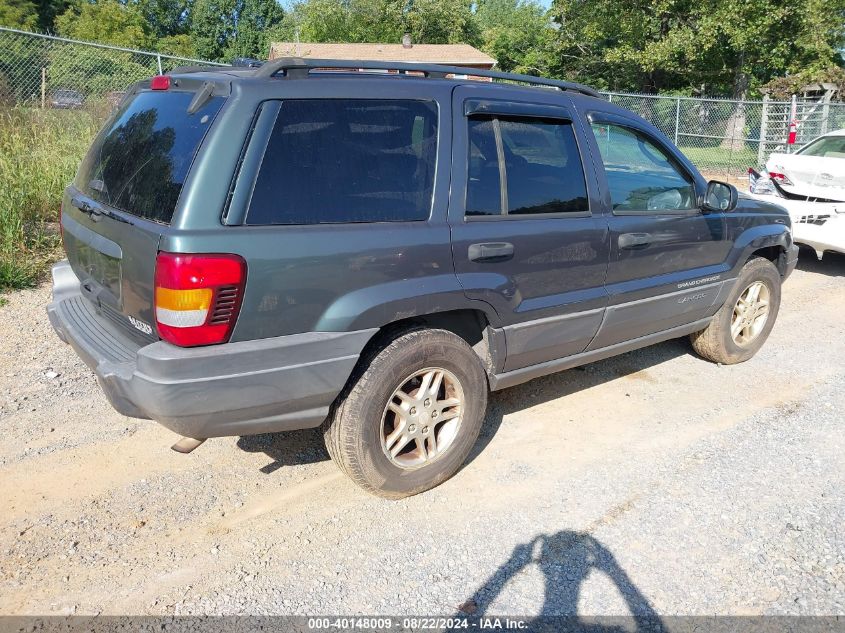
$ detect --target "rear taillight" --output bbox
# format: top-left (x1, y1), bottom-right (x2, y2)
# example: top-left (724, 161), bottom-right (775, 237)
top-left (154, 252), bottom-right (246, 347)
top-left (769, 171), bottom-right (793, 186)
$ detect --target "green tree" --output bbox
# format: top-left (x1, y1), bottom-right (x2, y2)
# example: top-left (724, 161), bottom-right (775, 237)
top-left (403, 0), bottom-right (478, 45)
top-left (268, 0), bottom-right (476, 46)
top-left (55, 0), bottom-right (153, 49)
top-left (34, 0), bottom-right (72, 32)
top-left (225, 0), bottom-right (285, 59)
top-left (548, 0), bottom-right (845, 96)
top-left (189, 0), bottom-right (239, 60)
top-left (157, 33), bottom-right (197, 58)
top-left (135, 0), bottom-right (190, 39)
top-left (475, 0), bottom-right (551, 74)
top-left (0, 0), bottom-right (38, 29)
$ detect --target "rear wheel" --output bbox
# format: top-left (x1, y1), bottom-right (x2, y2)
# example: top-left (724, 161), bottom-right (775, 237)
top-left (323, 328), bottom-right (488, 498)
top-left (690, 257), bottom-right (782, 364)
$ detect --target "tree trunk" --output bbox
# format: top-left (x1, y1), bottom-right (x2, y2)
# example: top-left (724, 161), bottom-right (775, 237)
top-left (721, 54), bottom-right (750, 151)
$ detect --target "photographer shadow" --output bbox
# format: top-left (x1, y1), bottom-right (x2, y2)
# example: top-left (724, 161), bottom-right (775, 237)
top-left (458, 530), bottom-right (663, 632)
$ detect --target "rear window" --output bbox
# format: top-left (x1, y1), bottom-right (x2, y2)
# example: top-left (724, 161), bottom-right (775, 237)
top-left (246, 99), bottom-right (438, 225)
top-left (797, 135), bottom-right (845, 157)
top-left (75, 90), bottom-right (224, 224)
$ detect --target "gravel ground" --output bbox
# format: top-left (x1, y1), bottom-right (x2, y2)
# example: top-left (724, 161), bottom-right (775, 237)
top-left (0, 251), bottom-right (843, 617)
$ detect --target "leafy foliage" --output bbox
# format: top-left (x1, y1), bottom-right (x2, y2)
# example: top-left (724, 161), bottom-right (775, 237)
top-left (55, 0), bottom-right (154, 49)
top-left (0, 107), bottom-right (98, 289)
top-left (0, 0), bottom-right (39, 29)
top-left (548, 0), bottom-right (845, 96)
top-left (762, 66), bottom-right (845, 100)
top-left (268, 0), bottom-right (477, 47)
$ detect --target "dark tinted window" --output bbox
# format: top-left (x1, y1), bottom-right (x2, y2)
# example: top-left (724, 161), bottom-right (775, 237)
top-left (246, 99), bottom-right (438, 225)
top-left (466, 117), bottom-right (502, 216)
top-left (465, 115), bottom-right (588, 217)
top-left (590, 123), bottom-right (695, 212)
top-left (500, 118), bottom-right (588, 215)
top-left (76, 90), bottom-right (224, 223)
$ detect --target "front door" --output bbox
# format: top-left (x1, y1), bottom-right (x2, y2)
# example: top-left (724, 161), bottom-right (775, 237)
top-left (583, 115), bottom-right (731, 350)
top-left (448, 86), bottom-right (610, 372)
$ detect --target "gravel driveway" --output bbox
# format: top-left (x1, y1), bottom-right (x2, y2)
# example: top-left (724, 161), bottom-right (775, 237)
top-left (1, 252), bottom-right (844, 618)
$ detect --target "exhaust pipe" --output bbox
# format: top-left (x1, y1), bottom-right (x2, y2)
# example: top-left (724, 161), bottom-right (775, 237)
top-left (171, 437), bottom-right (206, 453)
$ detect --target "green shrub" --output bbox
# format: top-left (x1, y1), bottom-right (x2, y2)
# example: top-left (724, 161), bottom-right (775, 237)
top-left (0, 106), bottom-right (100, 289)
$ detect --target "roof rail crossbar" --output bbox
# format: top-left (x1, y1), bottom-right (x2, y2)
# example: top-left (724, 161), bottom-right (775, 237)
top-left (253, 57), bottom-right (600, 98)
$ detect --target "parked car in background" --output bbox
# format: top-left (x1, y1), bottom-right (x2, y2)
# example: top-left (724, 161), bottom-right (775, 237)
top-left (50, 88), bottom-right (84, 109)
top-left (749, 129), bottom-right (845, 258)
top-left (48, 60), bottom-right (797, 498)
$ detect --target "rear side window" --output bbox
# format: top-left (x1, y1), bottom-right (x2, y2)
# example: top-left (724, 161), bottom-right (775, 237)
top-left (76, 90), bottom-right (224, 224)
top-left (246, 99), bottom-right (438, 225)
top-left (466, 115), bottom-right (589, 217)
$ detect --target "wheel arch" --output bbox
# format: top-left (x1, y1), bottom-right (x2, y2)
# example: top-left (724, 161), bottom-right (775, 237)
top-left (356, 308), bottom-right (504, 380)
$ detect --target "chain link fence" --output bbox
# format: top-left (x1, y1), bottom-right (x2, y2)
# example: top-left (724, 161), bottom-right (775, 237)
top-left (0, 26), bottom-right (223, 114)
top-left (603, 91), bottom-right (845, 184)
top-left (3, 26), bottom-right (845, 183)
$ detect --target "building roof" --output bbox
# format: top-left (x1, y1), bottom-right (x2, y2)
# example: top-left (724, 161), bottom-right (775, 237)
top-left (269, 42), bottom-right (496, 67)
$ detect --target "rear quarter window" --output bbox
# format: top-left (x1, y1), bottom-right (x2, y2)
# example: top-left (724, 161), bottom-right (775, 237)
top-left (245, 99), bottom-right (438, 225)
top-left (75, 90), bottom-right (224, 224)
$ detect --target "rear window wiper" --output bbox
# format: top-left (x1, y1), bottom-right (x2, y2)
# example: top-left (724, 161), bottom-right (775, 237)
top-left (71, 197), bottom-right (134, 226)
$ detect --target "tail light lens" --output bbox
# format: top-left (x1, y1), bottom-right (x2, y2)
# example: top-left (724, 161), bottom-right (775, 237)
top-left (769, 171), bottom-right (793, 186)
top-left (154, 252), bottom-right (246, 347)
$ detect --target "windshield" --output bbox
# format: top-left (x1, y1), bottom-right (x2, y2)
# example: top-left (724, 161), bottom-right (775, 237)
top-left (75, 90), bottom-right (224, 224)
top-left (797, 135), bottom-right (845, 158)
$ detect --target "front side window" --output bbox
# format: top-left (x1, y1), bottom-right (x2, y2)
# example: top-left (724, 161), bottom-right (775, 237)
top-left (246, 99), bottom-right (438, 225)
top-left (590, 123), bottom-right (696, 212)
top-left (466, 115), bottom-right (589, 217)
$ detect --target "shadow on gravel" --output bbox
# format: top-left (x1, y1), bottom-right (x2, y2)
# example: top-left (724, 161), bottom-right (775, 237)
top-left (795, 248), bottom-right (845, 277)
top-left (236, 428), bottom-right (328, 474)
top-left (457, 530), bottom-right (662, 631)
top-left (467, 337), bottom-right (690, 466)
top-left (238, 337), bottom-right (690, 475)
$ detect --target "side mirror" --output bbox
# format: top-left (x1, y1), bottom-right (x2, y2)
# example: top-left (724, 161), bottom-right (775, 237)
top-left (702, 180), bottom-right (738, 212)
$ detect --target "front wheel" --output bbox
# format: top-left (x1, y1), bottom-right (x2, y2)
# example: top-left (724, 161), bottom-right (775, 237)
top-left (323, 328), bottom-right (488, 499)
top-left (690, 257), bottom-right (782, 364)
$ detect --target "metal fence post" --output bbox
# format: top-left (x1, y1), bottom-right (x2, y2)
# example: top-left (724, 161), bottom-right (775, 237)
top-left (821, 91), bottom-right (831, 136)
top-left (757, 94), bottom-right (769, 167)
top-left (674, 97), bottom-right (680, 145)
top-left (156, 54), bottom-right (163, 75)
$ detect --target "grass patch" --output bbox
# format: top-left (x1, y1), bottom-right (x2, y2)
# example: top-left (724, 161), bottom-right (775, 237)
top-left (0, 106), bottom-right (100, 290)
top-left (679, 145), bottom-right (759, 172)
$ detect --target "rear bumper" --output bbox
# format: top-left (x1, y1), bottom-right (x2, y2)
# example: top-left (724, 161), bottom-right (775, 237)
top-left (47, 260), bottom-right (374, 438)
top-left (747, 193), bottom-right (845, 256)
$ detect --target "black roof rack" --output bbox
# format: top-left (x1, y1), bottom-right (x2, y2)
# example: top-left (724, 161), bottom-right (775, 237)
top-left (249, 57), bottom-right (601, 98)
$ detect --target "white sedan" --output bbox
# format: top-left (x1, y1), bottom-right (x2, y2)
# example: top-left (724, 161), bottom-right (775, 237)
top-left (748, 129), bottom-right (845, 258)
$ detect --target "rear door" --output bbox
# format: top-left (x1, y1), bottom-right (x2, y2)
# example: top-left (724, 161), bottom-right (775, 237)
top-left (62, 84), bottom-right (226, 340)
top-left (582, 113), bottom-right (731, 350)
top-left (448, 86), bottom-right (610, 372)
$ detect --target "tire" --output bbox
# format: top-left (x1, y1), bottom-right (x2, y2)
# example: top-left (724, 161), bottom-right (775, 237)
top-left (690, 257), bottom-right (782, 365)
top-left (323, 328), bottom-right (488, 499)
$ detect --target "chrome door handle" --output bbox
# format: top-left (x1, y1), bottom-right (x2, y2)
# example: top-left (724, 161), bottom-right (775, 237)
top-left (468, 242), bottom-right (514, 262)
top-left (618, 232), bottom-right (652, 249)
